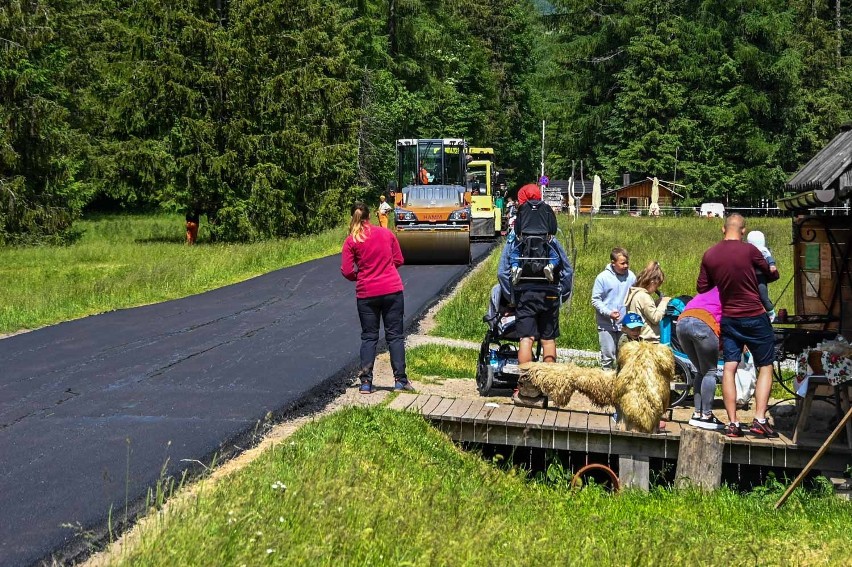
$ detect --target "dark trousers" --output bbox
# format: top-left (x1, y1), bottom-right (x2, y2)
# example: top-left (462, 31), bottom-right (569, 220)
top-left (356, 291), bottom-right (407, 383)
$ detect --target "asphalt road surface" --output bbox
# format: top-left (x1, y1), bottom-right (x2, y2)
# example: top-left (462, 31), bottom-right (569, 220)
top-left (0, 242), bottom-right (494, 567)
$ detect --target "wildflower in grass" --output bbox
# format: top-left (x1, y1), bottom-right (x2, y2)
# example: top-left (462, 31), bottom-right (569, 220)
top-left (271, 481), bottom-right (287, 491)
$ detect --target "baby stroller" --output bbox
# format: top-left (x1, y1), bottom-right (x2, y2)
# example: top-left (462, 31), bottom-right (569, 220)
top-left (475, 284), bottom-right (541, 395)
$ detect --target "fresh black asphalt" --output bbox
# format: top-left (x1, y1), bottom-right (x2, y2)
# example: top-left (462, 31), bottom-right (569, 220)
top-left (0, 243), bottom-right (494, 567)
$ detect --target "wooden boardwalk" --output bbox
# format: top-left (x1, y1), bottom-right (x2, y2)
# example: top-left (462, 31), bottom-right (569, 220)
top-left (387, 394), bottom-right (852, 477)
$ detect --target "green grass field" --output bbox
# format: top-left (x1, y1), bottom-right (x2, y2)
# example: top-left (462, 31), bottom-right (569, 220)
top-left (432, 215), bottom-right (794, 351)
top-left (0, 213), bottom-right (346, 334)
top-left (111, 407), bottom-right (851, 566)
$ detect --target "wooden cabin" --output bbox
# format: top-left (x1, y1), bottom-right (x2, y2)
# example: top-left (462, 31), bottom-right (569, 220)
top-left (552, 175), bottom-right (683, 213)
top-left (603, 177), bottom-right (682, 213)
top-left (776, 125), bottom-right (852, 339)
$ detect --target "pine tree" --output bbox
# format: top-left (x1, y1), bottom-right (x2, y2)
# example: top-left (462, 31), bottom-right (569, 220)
top-left (0, 0), bottom-right (86, 243)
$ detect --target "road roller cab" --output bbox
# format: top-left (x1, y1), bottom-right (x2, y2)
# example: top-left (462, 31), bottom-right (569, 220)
top-left (466, 147), bottom-right (502, 240)
top-left (392, 138), bottom-right (473, 264)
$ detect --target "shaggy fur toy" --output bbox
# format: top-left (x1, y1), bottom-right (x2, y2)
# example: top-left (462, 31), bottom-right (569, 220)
top-left (518, 341), bottom-right (674, 433)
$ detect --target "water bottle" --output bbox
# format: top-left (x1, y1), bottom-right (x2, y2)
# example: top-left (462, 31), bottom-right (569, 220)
top-left (489, 349), bottom-right (499, 371)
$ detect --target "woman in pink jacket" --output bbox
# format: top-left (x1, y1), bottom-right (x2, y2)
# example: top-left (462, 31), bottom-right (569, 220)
top-left (676, 287), bottom-right (724, 430)
top-left (340, 202), bottom-right (412, 394)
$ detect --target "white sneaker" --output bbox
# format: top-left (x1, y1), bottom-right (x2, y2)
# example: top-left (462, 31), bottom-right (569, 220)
top-left (543, 263), bottom-right (555, 283)
top-left (688, 413), bottom-right (725, 430)
top-left (511, 266), bottom-right (521, 285)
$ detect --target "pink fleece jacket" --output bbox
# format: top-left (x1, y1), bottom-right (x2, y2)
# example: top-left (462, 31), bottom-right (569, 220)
top-left (340, 223), bottom-right (404, 299)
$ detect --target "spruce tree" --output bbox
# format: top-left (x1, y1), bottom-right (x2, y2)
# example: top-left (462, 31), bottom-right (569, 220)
top-left (0, 0), bottom-right (85, 243)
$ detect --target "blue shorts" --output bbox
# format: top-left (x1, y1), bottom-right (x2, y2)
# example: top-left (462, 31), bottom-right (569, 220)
top-left (720, 314), bottom-right (775, 367)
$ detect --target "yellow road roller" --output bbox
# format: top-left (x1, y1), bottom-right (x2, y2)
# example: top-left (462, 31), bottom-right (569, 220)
top-left (392, 138), bottom-right (472, 264)
top-left (466, 147), bottom-right (502, 240)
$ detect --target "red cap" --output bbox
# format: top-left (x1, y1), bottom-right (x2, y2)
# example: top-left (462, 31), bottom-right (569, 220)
top-left (517, 183), bottom-right (541, 206)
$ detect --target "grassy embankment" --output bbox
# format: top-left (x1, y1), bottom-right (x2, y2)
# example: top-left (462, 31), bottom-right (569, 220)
top-left (110, 406), bottom-right (850, 566)
top-left (0, 213), bottom-right (346, 334)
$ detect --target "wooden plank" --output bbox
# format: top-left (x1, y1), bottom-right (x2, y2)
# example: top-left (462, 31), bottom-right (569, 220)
top-left (442, 398), bottom-right (473, 421)
top-left (541, 409), bottom-right (559, 429)
top-left (540, 410), bottom-right (559, 449)
top-left (486, 403), bottom-right (516, 425)
top-left (386, 393), bottom-right (418, 411)
top-left (473, 404), bottom-right (498, 444)
top-left (553, 408), bottom-right (573, 431)
top-left (569, 410), bottom-right (589, 431)
top-left (505, 406), bottom-right (532, 427)
top-left (665, 421), bottom-right (683, 437)
top-left (460, 400), bottom-right (486, 422)
top-left (408, 394), bottom-right (434, 413)
top-left (419, 395), bottom-right (443, 417)
top-left (428, 397), bottom-right (456, 418)
top-left (526, 408), bottom-right (549, 428)
top-left (675, 428), bottom-right (724, 490)
top-left (586, 412), bottom-right (612, 434)
top-left (552, 409), bottom-right (573, 450)
top-left (619, 455), bottom-right (650, 491)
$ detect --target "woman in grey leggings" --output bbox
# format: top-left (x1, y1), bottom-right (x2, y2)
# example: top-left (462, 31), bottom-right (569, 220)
top-left (676, 288), bottom-right (724, 430)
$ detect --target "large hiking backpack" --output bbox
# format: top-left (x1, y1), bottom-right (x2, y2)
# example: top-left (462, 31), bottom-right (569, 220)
top-left (515, 199), bottom-right (558, 279)
top-left (516, 199), bottom-right (558, 237)
top-left (517, 234), bottom-right (551, 278)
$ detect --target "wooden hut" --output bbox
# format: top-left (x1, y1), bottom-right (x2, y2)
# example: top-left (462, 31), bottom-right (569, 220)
top-left (603, 176), bottom-right (682, 213)
top-left (776, 125), bottom-right (852, 339)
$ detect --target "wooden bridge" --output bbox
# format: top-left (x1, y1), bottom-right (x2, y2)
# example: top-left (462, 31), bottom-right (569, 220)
top-left (387, 393), bottom-right (852, 489)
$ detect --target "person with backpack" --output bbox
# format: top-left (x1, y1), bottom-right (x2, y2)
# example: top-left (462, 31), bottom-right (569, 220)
top-left (497, 185), bottom-right (574, 408)
top-left (509, 184), bottom-right (561, 284)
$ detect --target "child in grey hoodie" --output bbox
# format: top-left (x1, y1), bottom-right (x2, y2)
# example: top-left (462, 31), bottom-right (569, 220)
top-left (591, 247), bottom-right (636, 369)
top-left (746, 230), bottom-right (777, 320)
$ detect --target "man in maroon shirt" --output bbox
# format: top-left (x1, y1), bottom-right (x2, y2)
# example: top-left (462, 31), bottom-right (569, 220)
top-left (697, 213), bottom-right (780, 438)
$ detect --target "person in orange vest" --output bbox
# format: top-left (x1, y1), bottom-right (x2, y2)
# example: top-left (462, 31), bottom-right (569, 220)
top-left (378, 195), bottom-right (392, 228)
top-left (419, 161), bottom-right (429, 184)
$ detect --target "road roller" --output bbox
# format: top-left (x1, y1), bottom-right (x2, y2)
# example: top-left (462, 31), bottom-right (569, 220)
top-left (466, 147), bottom-right (502, 240)
top-left (392, 138), bottom-right (472, 264)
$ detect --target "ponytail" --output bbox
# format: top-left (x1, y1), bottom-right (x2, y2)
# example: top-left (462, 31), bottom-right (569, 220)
top-left (349, 202), bottom-right (370, 243)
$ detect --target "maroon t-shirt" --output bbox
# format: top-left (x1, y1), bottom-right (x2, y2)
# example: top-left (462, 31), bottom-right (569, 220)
top-left (697, 239), bottom-right (779, 318)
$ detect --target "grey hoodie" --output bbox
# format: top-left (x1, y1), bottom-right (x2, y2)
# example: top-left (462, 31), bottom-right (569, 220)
top-left (591, 263), bottom-right (636, 332)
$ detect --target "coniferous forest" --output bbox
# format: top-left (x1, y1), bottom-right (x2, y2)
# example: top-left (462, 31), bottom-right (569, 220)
top-left (2, 0), bottom-right (851, 243)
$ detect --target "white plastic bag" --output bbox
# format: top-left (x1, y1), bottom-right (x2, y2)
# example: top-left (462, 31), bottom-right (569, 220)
top-left (735, 352), bottom-right (757, 407)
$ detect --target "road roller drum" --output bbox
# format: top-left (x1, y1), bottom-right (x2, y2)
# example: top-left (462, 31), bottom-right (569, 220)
top-left (396, 229), bottom-right (471, 264)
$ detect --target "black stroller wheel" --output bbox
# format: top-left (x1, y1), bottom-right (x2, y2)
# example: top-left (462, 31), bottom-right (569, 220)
top-left (670, 356), bottom-right (693, 408)
top-left (476, 335), bottom-right (494, 395)
top-left (476, 361), bottom-right (494, 395)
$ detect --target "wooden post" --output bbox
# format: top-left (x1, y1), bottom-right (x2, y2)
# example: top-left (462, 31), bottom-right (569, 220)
top-left (619, 454), bottom-right (649, 490)
top-left (675, 428), bottom-right (724, 490)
